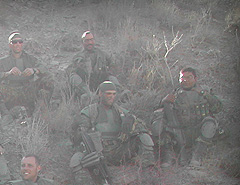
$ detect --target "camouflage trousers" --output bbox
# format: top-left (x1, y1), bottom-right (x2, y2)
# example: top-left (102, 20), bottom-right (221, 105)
top-left (0, 84), bottom-right (36, 112)
top-left (0, 78), bottom-right (54, 115)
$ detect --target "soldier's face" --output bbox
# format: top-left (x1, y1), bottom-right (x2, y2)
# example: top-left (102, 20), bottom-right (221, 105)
top-left (100, 90), bottom-right (117, 107)
top-left (9, 38), bottom-right (23, 54)
top-left (179, 71), bottom-right (197, 90)
top-left (82, 33), bottom-right (95, 51)
top-left (21, 157), bottom-right (41, 182)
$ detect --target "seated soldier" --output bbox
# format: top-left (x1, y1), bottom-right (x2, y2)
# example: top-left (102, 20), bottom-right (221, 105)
top-left (150, 67), bottom-right (223, 171)
top-left (66, 31), bottom-right (122, 103)
top-left (0, 31), bottom-right (54, 116)
top-left (70, 81), bottom-right (155, 184)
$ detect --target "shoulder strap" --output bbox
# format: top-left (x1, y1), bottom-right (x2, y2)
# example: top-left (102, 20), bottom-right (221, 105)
top-left (88, 103), bottom-right (98, 129)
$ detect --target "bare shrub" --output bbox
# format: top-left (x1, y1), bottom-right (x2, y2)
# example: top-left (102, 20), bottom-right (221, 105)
top-left (16, 117), bottom-right (49, 155)
top-left (150, 0), bottom-right (191, 30)
top-left (52, 33), bottom-right (81, 53)
top-left (131, 31), bottom-right (182, 91)
top-left (191, 7), bottom-right (213, 46)
top-left (225, 4), bottom-right (240, 34)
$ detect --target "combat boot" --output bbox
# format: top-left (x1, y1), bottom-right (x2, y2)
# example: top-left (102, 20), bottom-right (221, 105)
top-left (137, 133), bottom-right (155, 168)
top-left (161, 143), bottom-right (175, 168)
top-left (179, 146), bottom-right (188, 166)
top-left (189, 141), bottom-right (208, 167)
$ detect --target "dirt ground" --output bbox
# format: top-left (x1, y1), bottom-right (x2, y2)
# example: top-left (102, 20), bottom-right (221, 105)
top-left (0, 0), bottom-right (240, 184)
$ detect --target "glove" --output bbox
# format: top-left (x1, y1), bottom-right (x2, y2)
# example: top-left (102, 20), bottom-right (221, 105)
top-left (81, 151), bottom-right (103, 168)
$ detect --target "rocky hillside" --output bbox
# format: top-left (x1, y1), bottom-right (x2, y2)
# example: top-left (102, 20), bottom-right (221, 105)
top-left (0, 0), bottom-right (239, 184)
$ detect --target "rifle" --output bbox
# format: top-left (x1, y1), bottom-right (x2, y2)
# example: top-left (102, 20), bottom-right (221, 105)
top-left (80, 131), bottom-right (112, 185)
top-left (162, 88), bottom-right (186, 155)
top-left (163, 103), bottom-right (185, 147)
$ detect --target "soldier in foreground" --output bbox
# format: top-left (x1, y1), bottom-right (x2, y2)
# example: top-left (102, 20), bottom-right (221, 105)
top-left (66, 31), bottom-right (121, 102)
top-left (70, 81), bottom-right (155, 184)
top-left (8, 154), bottom-right (55, 185)
top-left (0, 31), bottom-right (54, 116)
top-left (150, 67), bottom-right (222, 170)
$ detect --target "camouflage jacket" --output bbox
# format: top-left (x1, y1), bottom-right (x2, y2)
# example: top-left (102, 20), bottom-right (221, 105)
top-left (66, 47), bottom-right (114, 91)
top-left (170, 85), bottom-right (222, 127)
top-left (0, 51), bottom-right (47, 87)
top-left (7, 177), bottom-right (55, 185)
top-left (71, 103), bottom-right (147, 147)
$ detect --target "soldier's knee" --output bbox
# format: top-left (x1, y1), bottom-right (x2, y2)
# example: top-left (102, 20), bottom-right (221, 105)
top-left (138, 133), bottom-right (154, 151)
top-left (70, 73), bottom-right (83, 87)
top-left (201, 116), bottom-right (218, 139)
top-left (70, 152), bottom-right (85, 172)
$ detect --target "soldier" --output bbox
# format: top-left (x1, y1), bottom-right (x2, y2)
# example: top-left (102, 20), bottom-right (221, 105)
top-left (0, 31), bottom-right (54, 116)
top-left (150, 67), bottom-right (222, 169)
top-left (66, 31), bottom-right (121, 101)
top-left (70, 81), bottom-right (155, 184)
top-left (8, 154), bottom-right (55, 185)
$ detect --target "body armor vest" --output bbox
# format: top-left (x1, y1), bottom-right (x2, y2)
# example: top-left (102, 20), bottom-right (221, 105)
top-left (174, 89), bottom-right (210, 128)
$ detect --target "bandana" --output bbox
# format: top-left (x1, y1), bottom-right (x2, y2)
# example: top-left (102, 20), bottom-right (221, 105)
top-left (8, 32), bottom-right (21, 43)
top-left (99, 81), bottom-right (116, 92)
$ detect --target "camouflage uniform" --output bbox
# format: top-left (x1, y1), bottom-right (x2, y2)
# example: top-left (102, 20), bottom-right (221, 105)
top-left (66, 47), bottom-right (120, 98)
top-left (8, 177), bottom-right (55, 185)
top-left (0, 51), bottom-right (54, 115)
top-left (151, 85), bottom-right (222, 166)
top-left (70, 103), bottom-right (155, 184)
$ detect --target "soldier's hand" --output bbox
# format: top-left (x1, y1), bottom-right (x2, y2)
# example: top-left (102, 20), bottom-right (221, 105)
top-left (8, 67), bottom-right (21, 76)
top-left (0, 145), bottom-right (5, 155)
top-left (162, 94), bottom-right (175, 104)
top-left (22, 68), bottom-right (35, 76)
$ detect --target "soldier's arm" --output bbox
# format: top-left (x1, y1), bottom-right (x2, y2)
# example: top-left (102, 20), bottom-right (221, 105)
top-left (203, 90), bottom-right (223, 114)
top-left (27, 55), bottom-right (48, 75)
top-left (71, 112), bottom-right (92, 146)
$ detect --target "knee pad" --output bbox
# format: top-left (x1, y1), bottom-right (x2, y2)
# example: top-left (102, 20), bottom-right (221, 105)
top-left (70, 152), bottom-right (85, 169)
top-left (201, 117), bottom-right (218, 139)
top-left (138, 133), bottom-right (154, 149)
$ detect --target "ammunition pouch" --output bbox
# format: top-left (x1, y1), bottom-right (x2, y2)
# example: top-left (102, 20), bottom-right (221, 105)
top-left (194, 103), bottom-right (210, 118)
top-left (102, 139), bottom-right (120, 149)
top-left (179, 102), bottom-right (211, 126)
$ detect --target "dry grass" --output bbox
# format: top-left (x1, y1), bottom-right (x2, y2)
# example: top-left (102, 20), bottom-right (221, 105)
top-left (1, 0), bottom-right (240, 184)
